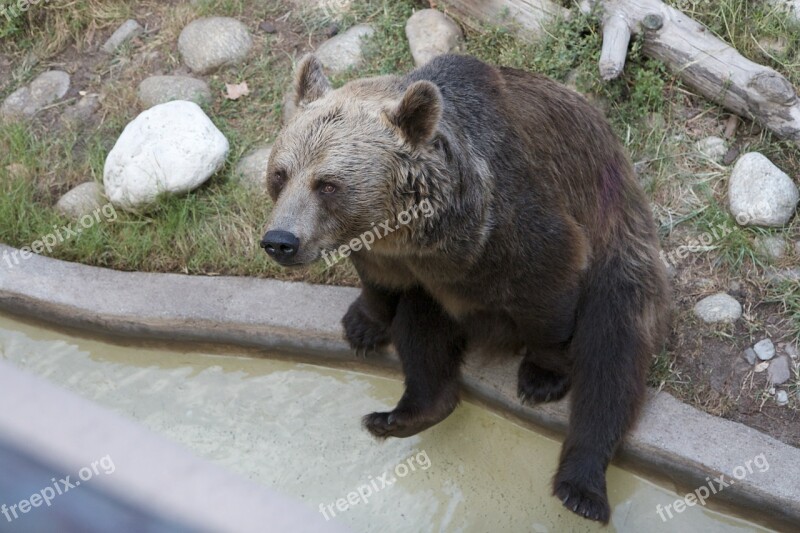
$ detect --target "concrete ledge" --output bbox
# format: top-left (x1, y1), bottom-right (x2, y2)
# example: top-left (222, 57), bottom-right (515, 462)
top-left (1, 244), bottom-right (798, 529)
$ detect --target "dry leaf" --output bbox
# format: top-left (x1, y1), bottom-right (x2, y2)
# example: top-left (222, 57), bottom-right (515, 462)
top-left (224, 81), bottom-right (250, 100)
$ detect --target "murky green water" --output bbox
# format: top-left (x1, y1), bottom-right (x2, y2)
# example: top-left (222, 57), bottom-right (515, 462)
top-left (0, 314), bottom-right (771, 532)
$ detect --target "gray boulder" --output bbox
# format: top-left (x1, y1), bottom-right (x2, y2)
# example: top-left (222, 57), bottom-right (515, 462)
top-left (729, 153), bottom-right (798, 227)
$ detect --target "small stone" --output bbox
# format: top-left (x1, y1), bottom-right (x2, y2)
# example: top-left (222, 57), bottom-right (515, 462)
top-left (754, 235), bottom-right (787, 261)
top-left (56, 182), bottom-right (105, 219)
top-left (137, 75), bottom-right (212, 108)
top-left (258, 21), bottom-right (277, 33)
top-left (743, 347), bottom-right (757, 365)
top-left (693, 293), bottom-right (742, 323)
top-left (1, 70), bottom-right (70, 121)
top-left (178, 17), bottom-right (253, 74)
top-left (235, 145), bottom-right (272, 191)
top-left (794, 240), bottom-right (800, 256)
top-left (101, 19), bottom-right (144, 54)
top-left (776, 390), bottom-right (789, 406)
top-left (754, 361), bottom-right (769, 373)
top-left (754, 338), bottom-right (776, 361)
top-left (729, 152), bottom-right (799, 227)
top-left (722, 145), bottom-right (740, 166)
top-left (314, 24), bottom-right (374, 73)
top-left (765, 267), bottom-right (800, 284)
top-left (103, 100), bottom-right (229, 210)
top-left (405, 9), bottom-right (463, 67)
top-left (767, 356), bottom-right (791, 385)
top-left (695, 136), bottom-right (728, 163)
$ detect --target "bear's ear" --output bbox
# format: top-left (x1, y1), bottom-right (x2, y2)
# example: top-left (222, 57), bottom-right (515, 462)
top-left (390, 81), bottom-right (442, 146)
top-left (293, 54), bottom-right (331, 107)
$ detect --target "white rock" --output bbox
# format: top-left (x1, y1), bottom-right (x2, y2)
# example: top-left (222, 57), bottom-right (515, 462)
top-left (755, 235), bottom-right (787, 261)
top-left (103, 101), bottom-right (229, 209)
top-left (178, 17), bottom-right (253, 74)
top-left (236, 145), bottom-right (272, 191)
top-left (137, 75), bottom-right (212, 108)
top-left (754, 361), bottom-right (769, 373)
top-left (776, 389), bottom-right (789, 406)
top-left (695, 136), bottom-right (727, 163)
top-left (754, 338), bottom-right (776, 361)
top-left (314, 24), bottom-right (374, 73)
top-left (1, 70), bottom-right (70, 121)
top-left (405, 9), bottom-right (463, 66)
top-left (102, 19), bottom-right (144, 54)
top-left (729, 153), bottom-right (798, 227)
top-left (693, 293), bottom-right (742, 323)
top-left (56, 182), bottom-right (105, 219)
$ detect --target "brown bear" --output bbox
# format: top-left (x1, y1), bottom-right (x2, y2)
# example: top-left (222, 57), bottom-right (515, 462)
top-left (261, 53), bottom-right (670, 523)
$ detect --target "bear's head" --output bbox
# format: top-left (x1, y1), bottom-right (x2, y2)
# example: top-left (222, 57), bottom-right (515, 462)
top-left (260, 54), bottom-right (441, 267)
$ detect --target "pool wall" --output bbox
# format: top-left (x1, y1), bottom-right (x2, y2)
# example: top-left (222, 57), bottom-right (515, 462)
top-left (1, 244), bottom-right (798, 530)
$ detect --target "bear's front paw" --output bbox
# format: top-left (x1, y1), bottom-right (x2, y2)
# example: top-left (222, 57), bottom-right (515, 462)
top-left (342, 300), bottom-right (390, 356)
top-left (517, 359), bottom-right (570, 404)
top-left (553, 480), bottom-right (610, 523)
top-left (362, 410), bottom-right (438, 439)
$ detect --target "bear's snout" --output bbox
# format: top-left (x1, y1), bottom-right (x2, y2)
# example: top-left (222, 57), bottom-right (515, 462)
top-left (260, 230), bottom-right (300, 264)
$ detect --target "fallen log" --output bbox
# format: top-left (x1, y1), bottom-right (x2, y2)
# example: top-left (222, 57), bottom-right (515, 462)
top-left (589, 0), bottom-right (800, 146)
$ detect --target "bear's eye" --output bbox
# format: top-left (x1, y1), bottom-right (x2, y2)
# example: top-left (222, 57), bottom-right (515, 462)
top-left (319, 182), bottom-right (337, 195)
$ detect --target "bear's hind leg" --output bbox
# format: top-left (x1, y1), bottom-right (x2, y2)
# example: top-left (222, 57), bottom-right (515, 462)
top-left (363, 287), bottom-right (465, 439)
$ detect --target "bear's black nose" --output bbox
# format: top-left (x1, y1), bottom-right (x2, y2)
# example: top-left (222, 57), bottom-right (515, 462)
top-left (260, 230), bottom-right (300, 263)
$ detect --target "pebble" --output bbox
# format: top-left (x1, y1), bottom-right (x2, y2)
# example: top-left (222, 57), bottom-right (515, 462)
top-left (137, 75), bottom-right (212, 108)
top-left (729, 152), bottom-right (799, 227)
top-left (754, 235), bottom-right (787, 261)
top-left (56, 182), bottom-right (105, 219)
top-left (405, 9), bottom-right (463, 66)
top-left (776, 390), bottom-right (789, 406)
top-left (314, 24), bottom-right (374, 73)
top-left (235, 145), bottom-right (272, 191)
top-left (102, 19), bottom-right (144, 54)
top-left (767, 356), bottom-right (791, 385)
top-left (0, 70), bottom-right (70, 121)
top-left (693, 293), bottom-right (742, 323)
top-left (754, 338), bottom-right (776, 361)
top-left (178, 17), bottom-right (253, 74)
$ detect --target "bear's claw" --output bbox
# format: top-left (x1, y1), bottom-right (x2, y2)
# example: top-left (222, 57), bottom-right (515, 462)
top-left (517, 360), bottom-right (570, 404)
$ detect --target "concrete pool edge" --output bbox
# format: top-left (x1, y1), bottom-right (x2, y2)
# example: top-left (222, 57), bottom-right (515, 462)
top-left (0, 244), bottom-right (798, 529)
